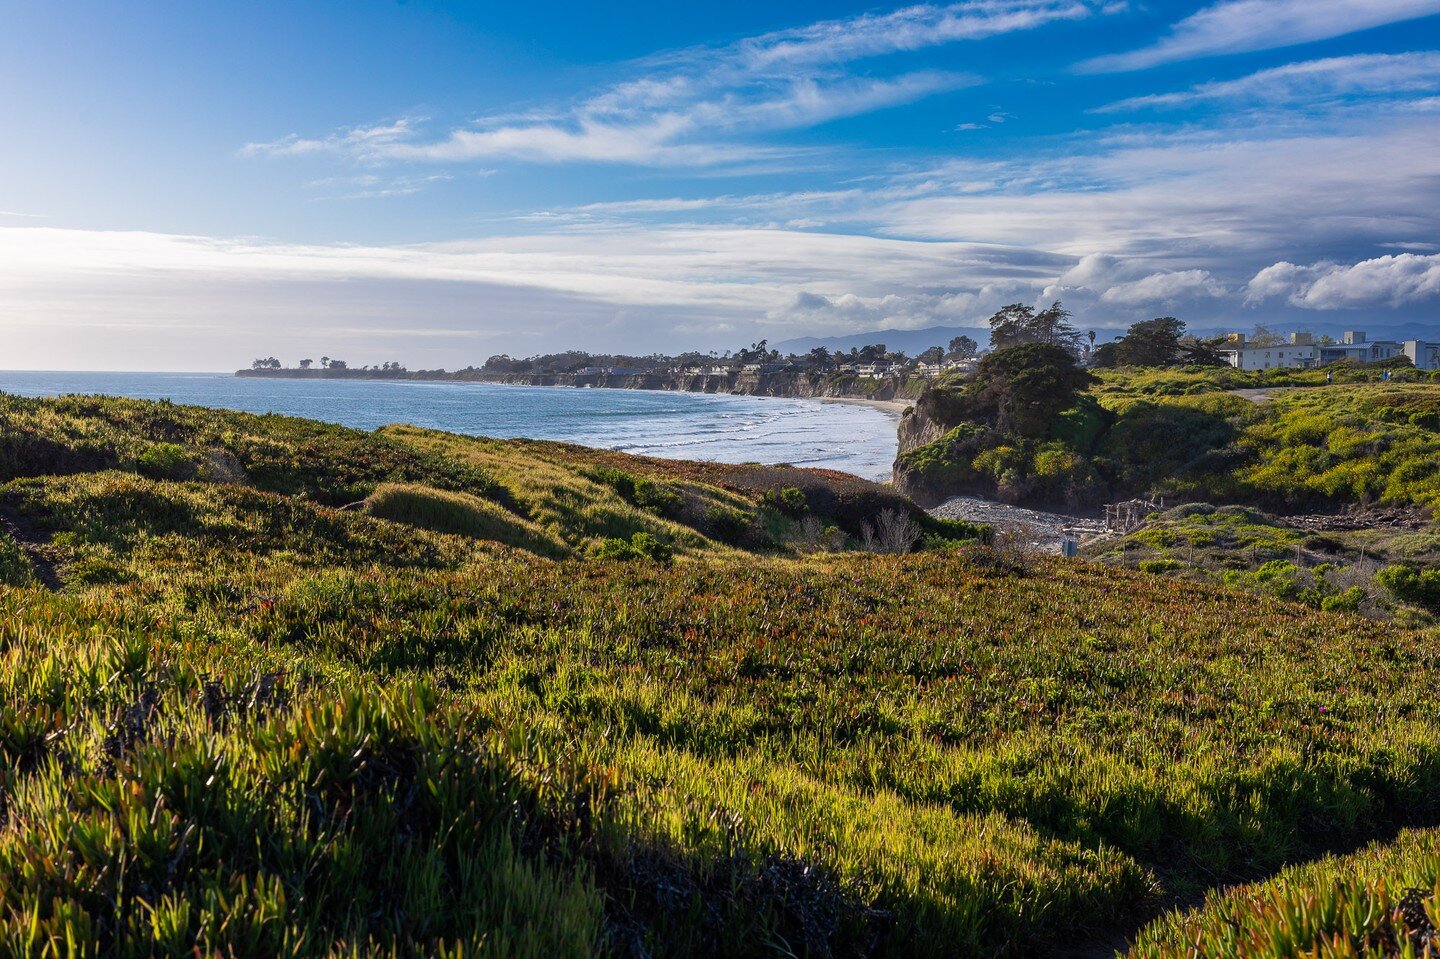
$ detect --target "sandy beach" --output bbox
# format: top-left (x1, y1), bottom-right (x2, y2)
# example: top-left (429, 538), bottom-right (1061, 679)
top-left (815, 395), bottom-right (912, 415)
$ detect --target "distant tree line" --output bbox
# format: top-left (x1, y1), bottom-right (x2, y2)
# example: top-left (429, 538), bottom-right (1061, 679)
top-left (250, 356), bottom-right (412, 372)
top-left (251, 302), bottom-right (1239, 380)
top-left (477, 336), bottom-right (983, 376)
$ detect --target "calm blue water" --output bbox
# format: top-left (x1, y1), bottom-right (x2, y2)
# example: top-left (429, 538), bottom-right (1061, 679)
top-left (0, 372), bottom-right (901, 480)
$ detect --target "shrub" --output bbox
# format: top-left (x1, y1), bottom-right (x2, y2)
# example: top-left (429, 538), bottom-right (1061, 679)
top-left (588, 531), bottom-right (673, 563)
top-left (583, 465), bottom-right (683, 517)
top-left (763, 486), bottom-right (809, 516)
top-left (703, 504), bottom-right (755, 545)
top-left (632, 478), bottom-right (683, 517)
top-left (136, 442), bottom-right (195, 479)
top-left (1321, 585), bottom-right (1366, 613)
top-left (1138, 559), bottom-right (1184, 574)
top-left (1377, 564), bottom-right (1440, 612)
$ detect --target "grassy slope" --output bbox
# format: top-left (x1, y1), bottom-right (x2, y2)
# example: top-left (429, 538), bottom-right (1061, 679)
top-left (2, 393), bottom-right (1439, 956)
top-left (1083, 504), bottom-right (1440, 626)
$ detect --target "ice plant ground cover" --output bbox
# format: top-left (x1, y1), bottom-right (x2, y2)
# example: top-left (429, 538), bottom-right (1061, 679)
top-left (0, 392), bottom-right (1438, 956)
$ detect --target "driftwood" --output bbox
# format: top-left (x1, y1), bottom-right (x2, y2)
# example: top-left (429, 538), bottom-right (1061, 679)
top-left (1105, 498), bottom-right (1164, 532)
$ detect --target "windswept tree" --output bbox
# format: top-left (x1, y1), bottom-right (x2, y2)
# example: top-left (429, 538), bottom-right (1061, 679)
top-left (918, 346), bottom-right (944, 364)
top-left (1178, 335), bottom-right (1228, 366)
top-left (974, 343), bottom-right (1094, 437)
top-left (987, 302), bottom-right (1081, 355)
top-left (299, 358), bottom-right (313, 369)
top-left (1117, 317), bottom-right (1186, 366)
top-left (251, 357), bottom-right (281, 370)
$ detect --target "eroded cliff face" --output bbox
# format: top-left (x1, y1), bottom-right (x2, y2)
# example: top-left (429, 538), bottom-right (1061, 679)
top-left (892, 386), bottom-right (984, 507)
top-left (479, 371), bottom-right (926, 402)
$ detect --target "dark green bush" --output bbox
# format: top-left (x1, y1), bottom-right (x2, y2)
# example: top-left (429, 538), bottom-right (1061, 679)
top-left (762, 487), bottom-right (809, 516)
top-left (1377, 564), bottom-right (1440, 612)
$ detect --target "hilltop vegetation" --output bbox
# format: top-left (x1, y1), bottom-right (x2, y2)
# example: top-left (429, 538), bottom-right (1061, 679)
top-left (897, 361), bottom-right (1440, 512)
top-left (1, 391), bottom-right (1439, 956)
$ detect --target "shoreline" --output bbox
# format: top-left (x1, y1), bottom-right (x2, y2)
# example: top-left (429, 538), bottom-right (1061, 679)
top-left (814, 395), bottom-right (911, 415)
top-left (478, 376), bottom-right (913, 416)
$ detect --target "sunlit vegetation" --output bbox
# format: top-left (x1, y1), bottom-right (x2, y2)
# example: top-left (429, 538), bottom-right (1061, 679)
top-left (2, 391), bottom-right (1439, 956)
top-left (898, 365), bottom-right (1440, 513)
top-left (1087, 503), bottom-right (1440, 624)
top-left (1129, 827), bottom-right (1440, 958)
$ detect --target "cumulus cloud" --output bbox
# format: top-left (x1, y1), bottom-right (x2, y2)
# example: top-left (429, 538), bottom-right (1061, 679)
top-left (1080, 0), bottom-right (1440, 73)
top-left (1246, 254), bottom-right (1440, 308)
top-left (1100, 52), bottom-right (1440, 111)
top-left (246, 2), bottom-right (1104, 167)
top-left (1099, 269), bottom-right (1227, 305)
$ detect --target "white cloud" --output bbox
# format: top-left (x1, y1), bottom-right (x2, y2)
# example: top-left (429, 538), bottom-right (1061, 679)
top-left (1246, 254), bottom-right (1440, 308)
top-left (743, 1), bottom-right (1093, 65)
top-left (871, 118), bottom-right (1440, 263)
top-left (1081, 0), bottom-right (1440, 73)
top-left (246, 2), bottom-right (1103, 167)
top-left (1101, 52), bottom-right (1440, 111)
top-left (1099, 269), bottom-right (1226, 305)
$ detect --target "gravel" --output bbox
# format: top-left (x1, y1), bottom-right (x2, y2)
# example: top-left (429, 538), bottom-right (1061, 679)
top-left (929, 496), bottom-right (1107, 554)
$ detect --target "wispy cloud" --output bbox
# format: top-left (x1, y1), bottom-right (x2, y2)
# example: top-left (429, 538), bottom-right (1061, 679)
top-left (305, 172), bottom-right (462, 201)
top-left (245, 2), bottom-right (1103, 167)
top-left (1080, 0), bottom-right (1440, 73)
top-left (1100, 51), bottom-right (1440, 111)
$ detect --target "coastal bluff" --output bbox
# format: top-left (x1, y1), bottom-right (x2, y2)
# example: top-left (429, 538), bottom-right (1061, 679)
top-left (236, 366), bottom-right (927, 404)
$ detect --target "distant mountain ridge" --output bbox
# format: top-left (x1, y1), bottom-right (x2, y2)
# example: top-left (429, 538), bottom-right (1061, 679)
top-left (773, 326), bottom-right (991, 356)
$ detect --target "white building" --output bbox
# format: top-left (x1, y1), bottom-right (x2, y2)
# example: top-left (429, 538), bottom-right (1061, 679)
top-left (1218, 333), bottom-right (1318, 370)
top-left (1404, 339), bottom-right (1440, 370)
top-left (1316, 330), bottom-right (1403, 365)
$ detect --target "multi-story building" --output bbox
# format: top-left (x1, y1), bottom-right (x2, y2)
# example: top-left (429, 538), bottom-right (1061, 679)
top-left (1218, 333), bottom-right (1318, 370)
top-left (1404, 339), bottom-right (1440, 370)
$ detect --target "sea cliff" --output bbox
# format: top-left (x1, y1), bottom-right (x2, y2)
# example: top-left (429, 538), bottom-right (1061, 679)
top-left (236, 367), bottom-right (927, 404)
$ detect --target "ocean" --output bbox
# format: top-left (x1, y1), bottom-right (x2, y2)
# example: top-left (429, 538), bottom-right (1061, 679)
top-left (0, 372), bottom-right (902, 481)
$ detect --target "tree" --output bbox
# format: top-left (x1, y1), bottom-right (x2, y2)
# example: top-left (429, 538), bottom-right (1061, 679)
top-left (806, 346), bottom-right (831, 369)
top-left (974, 343), bottom-right (1094, 438)
top-left (328, 359), bottom-right (347, 369)
top-left (1090, 341), bottom-right (1123, 368)
top-left (1177, 336), bottom-right (1227, 366)
top-left (918, 346), bottom-right (945, 364)
top-left (299, 358), bottom-right (313, 369)
top-left (946, 335), bottom-right (978, 359)
top-left (320, 356), bottom-right (331, 369)
top-left (251, 357), bottom-right (280, 370)
top-left (1249, 325), bottom-right (1283, 346)
top-left (987, 301), bottom-right (1081, 354)
top-left (1116, 317), bottom-right (1186, 366)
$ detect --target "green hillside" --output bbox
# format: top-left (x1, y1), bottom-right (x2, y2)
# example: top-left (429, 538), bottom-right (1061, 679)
top-left (897, 366), bottom-right (1440, 512)
top-left (1, 392), bottom-right (1438, 957)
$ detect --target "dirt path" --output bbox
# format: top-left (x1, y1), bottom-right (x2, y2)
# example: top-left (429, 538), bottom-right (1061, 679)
top-left (0, 500), bottom-right (60, 589)
top-left (1229, 387), bottom-right (1277, 404)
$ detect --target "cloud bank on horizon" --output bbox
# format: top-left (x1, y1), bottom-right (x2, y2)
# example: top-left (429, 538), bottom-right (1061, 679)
top-left (2, 0), bottom-right (1439, 369)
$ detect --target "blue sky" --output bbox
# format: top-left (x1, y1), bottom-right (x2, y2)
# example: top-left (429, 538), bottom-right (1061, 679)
top-left (4, 0), bottom-right (1440, 369)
